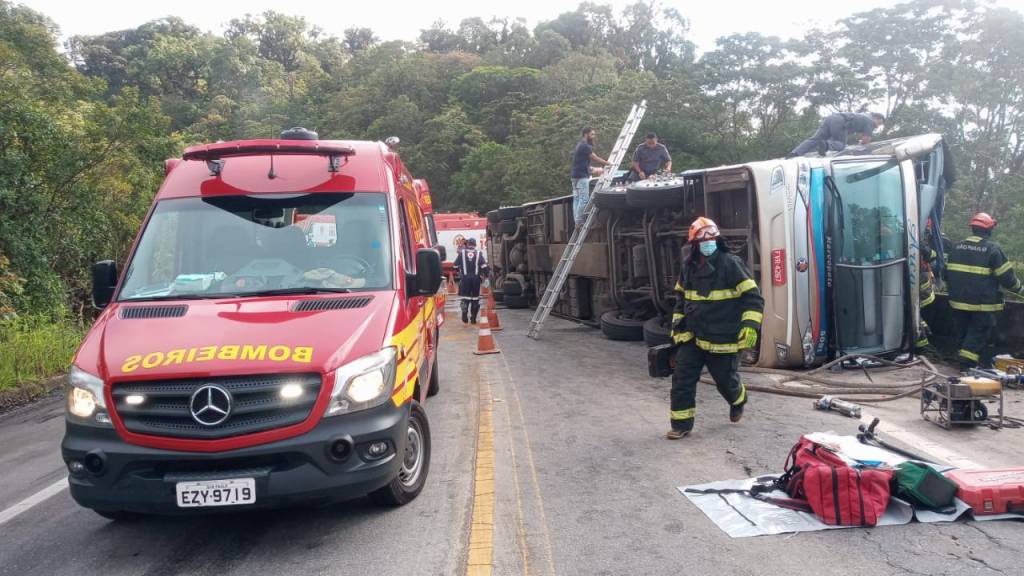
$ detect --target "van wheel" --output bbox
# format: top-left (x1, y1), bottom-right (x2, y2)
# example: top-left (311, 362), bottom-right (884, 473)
top-left (427, 353), bottom-right (440, 397)
top-left (600, 310), bottom-right (646, 341)
top-left (93, 509), bottom-right (143, 522)
top-left (370, 402), bottom-right (431, 507)
top-left (643, 316), bottom-right (673, 347)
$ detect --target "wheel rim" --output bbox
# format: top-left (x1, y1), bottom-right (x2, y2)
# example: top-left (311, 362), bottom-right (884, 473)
top-left (398, 418), bottom-right (423, 488)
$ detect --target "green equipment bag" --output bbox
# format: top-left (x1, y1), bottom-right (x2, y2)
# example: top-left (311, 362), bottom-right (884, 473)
top-left (894, 462), bottom-right (958, 511)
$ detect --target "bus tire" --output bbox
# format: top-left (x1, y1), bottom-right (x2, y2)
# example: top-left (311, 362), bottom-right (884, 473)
top-left (504, 294), bottom-right (529, 309)
top-left (499, 219), bottom-right (518, 236)
top-left (643, 315), bottom-right (673, 347)
top-left (497, 206), bottom-right (524, 220)
top-left (600, 310), bottom-right (646, 341)
top-left (626, 178), bottom-right (686, 209)
top-left (486, 210), bottom-right (501, 224)
top-left (593, 186), bottom-right (629, 210)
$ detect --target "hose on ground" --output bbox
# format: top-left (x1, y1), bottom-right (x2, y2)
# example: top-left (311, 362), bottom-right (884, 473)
top-left (696, 353), bottom-right (937, 405)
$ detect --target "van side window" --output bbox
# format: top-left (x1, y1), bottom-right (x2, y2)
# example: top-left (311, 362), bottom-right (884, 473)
top-left (398, 199), bottom-right (414, 272)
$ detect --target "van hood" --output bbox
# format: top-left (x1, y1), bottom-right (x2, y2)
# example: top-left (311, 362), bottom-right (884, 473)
top-left (87, 292), bottom-right (395, 381)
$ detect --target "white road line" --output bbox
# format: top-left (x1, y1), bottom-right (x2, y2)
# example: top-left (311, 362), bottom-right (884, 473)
top-left (0, 477), bottom-right (68, 527)
top-left (860, 413), bottom-right (983, 469)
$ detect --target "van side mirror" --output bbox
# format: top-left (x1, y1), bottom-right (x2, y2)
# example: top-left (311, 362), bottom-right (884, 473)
top-left (434, 244), bottom-right (447, 261)
top-left (411, 249), bottom-right (443, 297)
top-left (92, 260), bottom-right (118, 309)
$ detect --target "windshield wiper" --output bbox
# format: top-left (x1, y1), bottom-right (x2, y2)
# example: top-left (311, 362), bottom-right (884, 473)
top-left (243, 287), bottom-right (352, 297)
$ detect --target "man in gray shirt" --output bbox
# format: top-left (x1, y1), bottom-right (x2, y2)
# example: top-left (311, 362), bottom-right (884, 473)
top-left (631, 133), bottom-right (672, 180)
top-left (789, 112), bottom-right (885, 157)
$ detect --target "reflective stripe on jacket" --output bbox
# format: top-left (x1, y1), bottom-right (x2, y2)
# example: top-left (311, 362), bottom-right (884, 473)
top-left (947, 235), bottom-right (1022, 312)
top-left (669, 249), bottom-right (765, 353)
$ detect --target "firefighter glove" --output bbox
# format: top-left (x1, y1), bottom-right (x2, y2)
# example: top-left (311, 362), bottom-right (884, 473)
top-left (738, 326), bottom-right (758, 350)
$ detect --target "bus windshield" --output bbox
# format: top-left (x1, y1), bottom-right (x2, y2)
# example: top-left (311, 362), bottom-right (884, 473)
top-left (832, 161), bottom-right (906, 264)
top-left (119, 193), bottom-right (392, 301)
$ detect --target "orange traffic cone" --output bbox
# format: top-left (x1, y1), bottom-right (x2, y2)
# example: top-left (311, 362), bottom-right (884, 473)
top-left (473, 315), bottom-right (500, 355)
top-left (486, 290), bottom-right (502, 331)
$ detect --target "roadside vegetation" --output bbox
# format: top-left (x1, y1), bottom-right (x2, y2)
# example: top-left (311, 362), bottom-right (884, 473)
top-left (0, 317), bottom-right (84, 393)
top-left (1, 0), bottom-right (1023, 392)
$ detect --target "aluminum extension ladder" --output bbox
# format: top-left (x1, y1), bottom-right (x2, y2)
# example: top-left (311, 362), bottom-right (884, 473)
top-left (527, 100), bottom-right (647, 339)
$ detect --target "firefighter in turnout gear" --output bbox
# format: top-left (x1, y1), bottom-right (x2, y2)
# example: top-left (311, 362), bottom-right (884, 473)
top-left (666, 218), bottom-right (765, 440)
top-left (453, 237), bottom-right (488, 324)
top-left (946, 213), bottom-right (1024, 370)
top-left (916, 239), bottom-right (939, 351)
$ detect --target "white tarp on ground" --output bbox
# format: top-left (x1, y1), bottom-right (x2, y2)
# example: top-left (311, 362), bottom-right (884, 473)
top-left (678, 434), bottom-right (1024, 538)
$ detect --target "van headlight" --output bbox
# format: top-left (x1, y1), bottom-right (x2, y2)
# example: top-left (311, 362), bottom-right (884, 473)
top-left (325, 347), bottom-right (397, 417)
top-left (66, 366), bottom-right (112, 427)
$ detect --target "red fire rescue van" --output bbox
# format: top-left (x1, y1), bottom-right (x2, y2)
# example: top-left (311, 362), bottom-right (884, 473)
top-left (62, 128), bottom-right (445, 518)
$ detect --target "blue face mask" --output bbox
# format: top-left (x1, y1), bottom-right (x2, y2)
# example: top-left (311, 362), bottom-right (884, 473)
top-left (699, 240), bottom-right (718, 257)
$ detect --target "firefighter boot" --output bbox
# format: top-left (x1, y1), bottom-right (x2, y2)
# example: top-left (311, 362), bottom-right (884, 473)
top-left (461, 300), bottom-right (469, 324)
top-left (665, 429), bottom-right (690, 440)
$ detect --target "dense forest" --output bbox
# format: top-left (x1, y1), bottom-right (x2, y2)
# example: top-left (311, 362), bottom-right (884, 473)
top-left (2, 0), bottom-right (1023, 329)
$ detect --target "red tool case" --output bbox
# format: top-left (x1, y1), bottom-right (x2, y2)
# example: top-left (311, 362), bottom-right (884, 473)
top-left (944, 468), bottom-right (1024, 515)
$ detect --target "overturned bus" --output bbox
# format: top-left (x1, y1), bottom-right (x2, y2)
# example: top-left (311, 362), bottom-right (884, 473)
top-left (487, 134), bottom-right (955, 368)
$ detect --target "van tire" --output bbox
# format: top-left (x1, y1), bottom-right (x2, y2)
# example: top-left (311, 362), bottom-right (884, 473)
top-left (370, 402), bottom-right (431, 507)
top-left (600, 310), bottom-right (646, 341)
top-left (426, 352), bottom-right (440, 397)
top-left (497, 207), bottom-right (524, 220)
top-left (593, 186), bottom-right (629, 210)
top-left (643, 316), bottom-right (673, 347)
top-left (486, 210), bottom-right (501, 224)
top-left (626, 178), bottom-right (686, 209)
top-left (504, 294), bottom-right (529, 309)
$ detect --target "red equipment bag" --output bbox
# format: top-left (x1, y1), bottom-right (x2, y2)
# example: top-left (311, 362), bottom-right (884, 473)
top-left (944, 468), bottom-right (1024, 515)
top-left (777, 436), bottom-right (893, 526)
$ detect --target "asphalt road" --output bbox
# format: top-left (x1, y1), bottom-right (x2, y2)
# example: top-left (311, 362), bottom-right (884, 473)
top-left (1, 307), bottom-right (1022, 575)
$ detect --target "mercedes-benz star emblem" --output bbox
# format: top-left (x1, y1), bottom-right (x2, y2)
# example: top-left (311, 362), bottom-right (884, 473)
top-left (189, 385), bottom-right (232, 426)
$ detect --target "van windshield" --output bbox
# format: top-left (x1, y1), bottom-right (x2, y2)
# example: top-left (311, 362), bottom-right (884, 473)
top-left (832, 161), bottom-right (906, 264)
top-left (119, 193), bottom-right (392, 301)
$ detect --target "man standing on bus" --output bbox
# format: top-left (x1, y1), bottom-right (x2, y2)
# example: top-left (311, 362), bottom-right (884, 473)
top-left (946, 213), bottom-right (1024, 370)
top-left (666, 218), bottom-right (764, 439)
top-left (454, 237), bottom-right (488, 324)
top-left (571, 127), bottom-right (613, 225)
top-left (788, 112), bottom-right (885, 157)
top-left (631, 133), bottom-right (672, 181)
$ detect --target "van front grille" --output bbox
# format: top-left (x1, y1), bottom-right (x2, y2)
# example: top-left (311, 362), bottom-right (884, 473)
top-left (112, 373), bottom-right (321, 440)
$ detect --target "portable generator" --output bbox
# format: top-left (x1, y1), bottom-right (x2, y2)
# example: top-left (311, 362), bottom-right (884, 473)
top-left (921, 376), bottom-right (1003, 429)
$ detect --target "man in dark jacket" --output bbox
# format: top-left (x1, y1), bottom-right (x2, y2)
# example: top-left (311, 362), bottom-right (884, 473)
top-left (946, 213), bottom-right (1024, 370)
top-left (788, 112), bottom-right (885, 157)
top-left (453, 237), bottom-right (488, 324)
top-left (666, 217), bottom-right (765, 439)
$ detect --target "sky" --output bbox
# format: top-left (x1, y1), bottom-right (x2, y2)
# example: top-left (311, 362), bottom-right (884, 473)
top-left (18, 0), bottom-right (1024, 52)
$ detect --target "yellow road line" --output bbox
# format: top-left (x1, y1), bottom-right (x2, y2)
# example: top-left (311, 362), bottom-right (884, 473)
top-left (466, 369), bottom-right (495, 576)
top-left (501, 353), bottom-right (558, 576)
